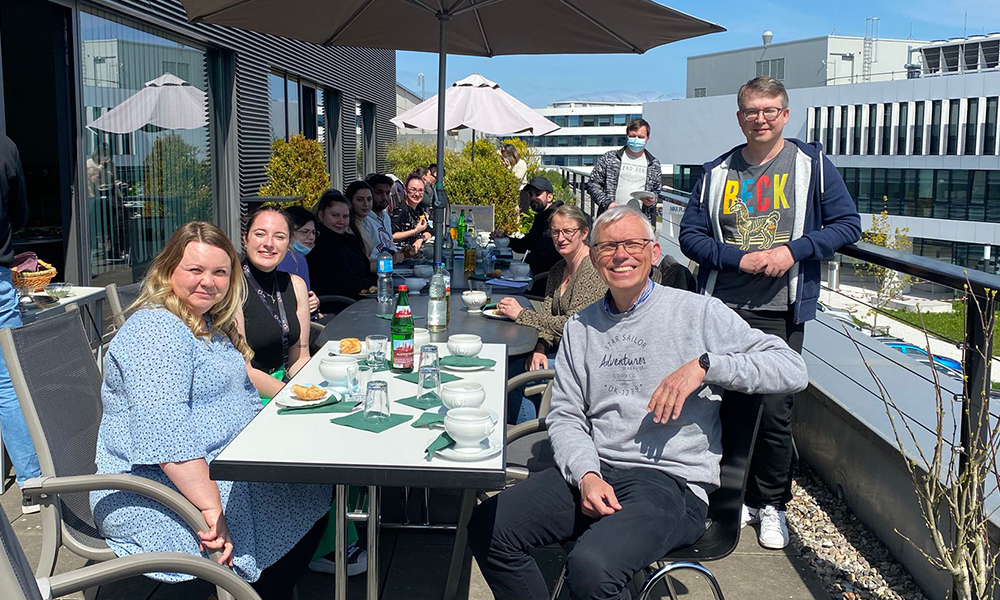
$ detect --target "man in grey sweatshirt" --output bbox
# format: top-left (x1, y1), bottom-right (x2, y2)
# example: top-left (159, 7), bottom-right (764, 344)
top-left (468, 206), bottom-right (808, 600)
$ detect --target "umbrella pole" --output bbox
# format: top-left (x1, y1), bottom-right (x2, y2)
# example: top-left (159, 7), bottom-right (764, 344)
top-left (433, 12), bottom-right (449, 267)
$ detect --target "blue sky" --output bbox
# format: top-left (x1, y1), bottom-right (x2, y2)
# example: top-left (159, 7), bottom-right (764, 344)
top-left (396, 0), bottom-right (1000, 108)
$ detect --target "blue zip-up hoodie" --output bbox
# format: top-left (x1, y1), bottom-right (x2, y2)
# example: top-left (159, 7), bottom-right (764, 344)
top-left (679, 139), bottom-right (861, 324)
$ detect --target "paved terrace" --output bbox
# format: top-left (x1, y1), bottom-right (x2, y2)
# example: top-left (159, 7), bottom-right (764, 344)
top-left (1, 474), bottom-right (830, 600)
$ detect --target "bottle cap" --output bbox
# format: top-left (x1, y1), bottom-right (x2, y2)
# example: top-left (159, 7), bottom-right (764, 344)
top-left (398, 285), bottom-right (407, 291)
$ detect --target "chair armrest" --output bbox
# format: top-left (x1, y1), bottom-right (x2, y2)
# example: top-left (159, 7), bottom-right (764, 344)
top-left (21, 475), bottom-right (227, 565)
top-left (506, 417), bottom-right (548, 444)
top-left (309, 321), bottom-right (325, 334)
top-left (45, 552), bottom-right (261, 600)
top-left (506, 369), bottom-right (554, 393)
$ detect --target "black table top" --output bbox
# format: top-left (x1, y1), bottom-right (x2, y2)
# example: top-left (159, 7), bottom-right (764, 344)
top-left (316, 294), bottom-right (539, 356)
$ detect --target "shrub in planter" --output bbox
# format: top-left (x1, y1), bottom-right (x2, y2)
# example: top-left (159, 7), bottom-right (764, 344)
top-left (259, 134), bottom-right (330, 209)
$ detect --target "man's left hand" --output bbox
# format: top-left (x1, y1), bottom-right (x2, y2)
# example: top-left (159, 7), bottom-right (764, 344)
top-left (647, 358), bottom-right (707, 424)
top-left (760, 246), bottom-right (795, 277)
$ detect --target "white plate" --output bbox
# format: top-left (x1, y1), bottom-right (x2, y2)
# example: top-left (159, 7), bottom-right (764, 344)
top-left (435, 434), bottom-right (503, 461)
top-left (434, 406), bottom-right (500, 424)
top-left (440, 362), bottom-right (493, 372)
top-left (501, 275), bottom-right (532, 282)
top-left (482, 308), bottom-right (511, 320)
top-left (274, 394), bottom-right (331, 408)
top-left (630, 190), bottom-right (657, 201)
top-left (328, 340), bottom-right (370, 359)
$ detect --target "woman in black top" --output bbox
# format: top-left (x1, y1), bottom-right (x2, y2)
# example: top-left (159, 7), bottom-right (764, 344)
top-left (236, 206), bottom-right (311, 400)
top-left (307, 189), bottom-right (375, 303)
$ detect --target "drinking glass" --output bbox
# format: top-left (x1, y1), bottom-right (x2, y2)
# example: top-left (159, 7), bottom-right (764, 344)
top-left (366, 334), bottom-right (388, 369)
top-left (483, 283), bottom-right (493, 304)
top-left (417, 365), bottom-right (441, 405)
top-left (364, 380), bottom-right (390, 423)
top-left (419, 345), bottom-right (439, 371)
top-left (352, 366), bottom-right (372, 403)
top-left (483, 252), bottom-right (496, 275)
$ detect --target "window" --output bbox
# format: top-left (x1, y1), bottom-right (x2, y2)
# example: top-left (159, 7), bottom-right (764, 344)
top-left (613, 114), bottom-right (626, 125)
top-left (838, 106), bottom-right (848, 154)
top-left (81, 9), bottom-right (212, 285)
top-left (929, 100), bottom-right (942, 155)
top-left (913, 101), bottom-right (925, 155)
top-left (984, 40), bottom-right (1000, 69)
top-left (853, 105), bottom-right (863, 155)
top-left (568, 115), bottom-right (580, 127)
top-left (597, 115), bottom-right (611, 127)
top-left (581, 115), bottom-right (596, 127)
top-left (356, 100), bottom-right (375, 180)
top-left (965, 98), bottom-right (978, 155)
top-left (811, 107), bottom-right (821, 144)
top-left (756, 58), bottom-right (785, 79)
top-left (269, 72), bottom-right (302, 140)
top-left (694, 88), bottom-right (707, 98)
top-left (984, 97), bottom-right (998, 155)
top-left (867, 104), bottom-right (877, 156)
top-left (946, 99), bottom-right (960, 155)
top-left (825, 107), bottom-right (835, 153)
top-left (896, 102), bottom-right (908, 155)
top-left (881, 103), bottom-right (892, 154)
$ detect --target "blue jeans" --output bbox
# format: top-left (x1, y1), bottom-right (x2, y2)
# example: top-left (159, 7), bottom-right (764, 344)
top-left (0, 267), bottom-right (40, 487)
top-left (506, 352), bottom-right (557, 424)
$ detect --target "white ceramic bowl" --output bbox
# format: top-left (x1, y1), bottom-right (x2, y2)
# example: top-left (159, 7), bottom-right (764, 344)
top-left (318, 356), bottom-right (358, 391)
top-left (494, 237), bottom-right (510, 249)
top-left (447, 334), bottom-right (483, 357)
top-left (440, 381), bottom-right (487, 410)
top-left (414, 327), bottom-right (431, 351)
top-left (403, 277), bottom-right (427, 294)
top-left (509, 263), bottom-right (531, 278)
top-left (461, 291), bottom-right (487, 310)
top-left (413, 264), bottom-right (434, 279)
top-left (444, 407), bottom-right (496, 451)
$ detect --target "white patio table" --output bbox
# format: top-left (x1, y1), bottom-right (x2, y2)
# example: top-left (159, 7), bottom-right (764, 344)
top-left (210, 340), bottom-right (508, 600)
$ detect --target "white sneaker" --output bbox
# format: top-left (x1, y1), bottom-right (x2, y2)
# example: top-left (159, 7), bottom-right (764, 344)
top-left (757, 505), bottom-right (789, 549)
top-left (740, 504), bottom-right (758, 529)
top-left (308, 543), bottom-right (368, 576)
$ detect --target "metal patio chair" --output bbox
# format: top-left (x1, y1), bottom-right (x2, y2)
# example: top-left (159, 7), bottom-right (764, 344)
top-left (105, 282), bottom-right (142, 330)
top-left (0, 501), bottom-right (260, 600)
top-left (0, 308), bottom-right (243, 600)
top-left (550, 391), bottom-right (765, 600)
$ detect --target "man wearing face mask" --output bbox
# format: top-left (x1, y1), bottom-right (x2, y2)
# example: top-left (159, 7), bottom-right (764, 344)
top-left (587, 118), bottom-right (662, 227)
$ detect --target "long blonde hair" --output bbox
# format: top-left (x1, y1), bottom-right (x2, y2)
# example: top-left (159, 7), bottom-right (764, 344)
top-left (132, 221), bottom-right (254, 361)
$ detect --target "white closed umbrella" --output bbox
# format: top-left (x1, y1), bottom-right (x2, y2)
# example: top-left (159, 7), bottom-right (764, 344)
top-left (391, 73), bottom-right (559, 136)
top-left (87, 73), bottom-right (208, 134)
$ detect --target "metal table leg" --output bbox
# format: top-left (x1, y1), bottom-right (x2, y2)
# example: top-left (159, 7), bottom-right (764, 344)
top-left (336, 484), bottom-right (347, 600)
top-left (443, 489), bottom-right (476, 600)
top-left (367, 486), bottom-right (381, 600)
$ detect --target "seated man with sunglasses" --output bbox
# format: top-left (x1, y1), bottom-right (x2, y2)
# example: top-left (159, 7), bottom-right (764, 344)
top-left (468, 205), bottom-right (809, 600)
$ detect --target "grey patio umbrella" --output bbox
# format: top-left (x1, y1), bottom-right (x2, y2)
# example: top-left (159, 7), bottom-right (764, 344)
top-left (182, 0), bottom-right (724, 263)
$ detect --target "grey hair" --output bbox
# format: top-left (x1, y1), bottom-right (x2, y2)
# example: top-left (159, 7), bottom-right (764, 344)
top-left (589, 205), bottom-right (654, 246)
top-left (737, 76), bottom-right (789, 110)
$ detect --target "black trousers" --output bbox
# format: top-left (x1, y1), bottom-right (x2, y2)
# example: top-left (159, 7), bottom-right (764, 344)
top-left (734, 308), bottom-right (805, 511)
top-left (468, 466), bottom-right (707, 600)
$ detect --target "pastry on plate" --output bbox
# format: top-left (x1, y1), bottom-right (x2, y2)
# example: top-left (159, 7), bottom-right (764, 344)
top-left (292, 384), bottom-right (327, 401)
top-left (339, 338), bottom-right (362, 354)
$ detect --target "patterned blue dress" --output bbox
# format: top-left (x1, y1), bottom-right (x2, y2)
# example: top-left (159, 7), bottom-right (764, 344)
top-left (90, 308), bottom-right (331, 583)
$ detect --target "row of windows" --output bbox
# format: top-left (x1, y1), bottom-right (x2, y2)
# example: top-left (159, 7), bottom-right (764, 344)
top-left (541, 154), bottom-right (598, 167)
top-left (840, 167), bottom-right (1000, 223)
top-left (523, 135), bottom-right (628, 148)
top-left (756, 57), bottom-right (785, 80)
top-left (808, 98), bottom-right (1000, 156)
top-left (911, 237), bottom-right (999, 276)
top-left (546, 113), bottom-right (642, 128)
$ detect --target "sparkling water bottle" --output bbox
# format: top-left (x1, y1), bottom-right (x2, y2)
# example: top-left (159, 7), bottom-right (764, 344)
top-left (376, 250), bottom-right (393, 303)
top-left (428, 264), bottom-right (448, 333)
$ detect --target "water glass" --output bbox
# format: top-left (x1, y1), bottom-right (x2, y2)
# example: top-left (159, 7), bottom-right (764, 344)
top-left (483, 252), bottom-right (496, 275)
top-left (419, 345), bottom-right (439, 371)
top-left (366, 334), bottom-right (388, 369)
top-left (352, 366), bottom-right (372, 403)
top-left (364, 380), bottom-right (390, 423)
top-left (483, 283), bottom-right (493, 304)
top-left (417, 365), bottom-right (441, 404)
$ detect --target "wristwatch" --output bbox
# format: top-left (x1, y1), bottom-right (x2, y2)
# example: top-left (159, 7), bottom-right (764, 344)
top-left (698, 352), bottom-right (711, 373)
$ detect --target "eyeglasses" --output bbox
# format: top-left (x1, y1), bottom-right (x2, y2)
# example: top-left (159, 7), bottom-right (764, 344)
top-left (550, 227), bottom-right (581, 239)
top-left (406, 187), bottom-right (424, 195)
top-left (594, 238), bottom-right (654, 257)
top-left (296, 228), bottom-right (319, 239)
top-left (741, 107), bottom-right (784, 121)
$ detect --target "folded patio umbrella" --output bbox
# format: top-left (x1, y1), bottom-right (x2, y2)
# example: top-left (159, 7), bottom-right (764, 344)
top-left (181, 0), bottom-right (724, 262)
top-left (87, 73), bottom-right (208, 134)
top-left (391, 74), bottom-right (559, 136)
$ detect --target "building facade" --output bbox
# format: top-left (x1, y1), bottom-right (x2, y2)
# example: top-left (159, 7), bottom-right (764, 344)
top-left (646, 43), bottom-right (1000, 274)
top-left (0, 0), bottom-right (395, 286)
top-left (687, 35), bottom-right (928, 99)
top-left (520, 99), bottom-right (645, 171)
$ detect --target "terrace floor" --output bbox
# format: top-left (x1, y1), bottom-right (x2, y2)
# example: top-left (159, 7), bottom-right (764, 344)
top-left (2, 471), bottom-right (831, 600)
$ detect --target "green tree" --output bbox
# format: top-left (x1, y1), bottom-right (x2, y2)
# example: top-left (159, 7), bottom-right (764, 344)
top-left (854, 197), bottom-right (912, 334)
top-left (259, 134), bottom-right (330, 209)
top-left (143, 133), bottom-right (211, 221)
top-left (384, 140), bottom-right (461, 181)
top-left (538, 169), bottom-right (576, 205)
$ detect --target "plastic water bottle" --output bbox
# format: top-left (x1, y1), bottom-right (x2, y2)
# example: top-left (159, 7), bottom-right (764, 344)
top-left (376, 250), bottom-right (393, 303)
top-left (428, 263), bottom-right (448, 333)
top-left (466, 210), bottom-right (477, 243)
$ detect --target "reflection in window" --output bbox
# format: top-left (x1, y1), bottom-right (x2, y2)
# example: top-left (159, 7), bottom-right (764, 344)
top-left (81, 10), bottom-right (212, 285)
top-left (965, 98), bottom-right (978, 156)
top-left (946, 99), bottom-right (959, 155)
top-left (838, 106), bottom-right (848, 154)
top-left (897, 102), bottom-right (908, 155)
top-left (268, 73), bottom-right (286, 141)
top-left (913, 102), bottom-right (925, 155)
top-left (984, 97), bottom-right (998, 155)
top-left (853, 105), bottom-right (863, 155)
top-left (867, 104), bottom-right (877, 156)
top-left (930, 100), bottom-right (942, 155)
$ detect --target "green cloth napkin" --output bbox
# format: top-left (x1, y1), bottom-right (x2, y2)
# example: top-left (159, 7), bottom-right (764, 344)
top-left (397, 392), bottom-right (443, 410)
top-left (440, 355), bottom-right (496, 368)
top-left (425, 432), bottom-right (455, 459)
top-left (395, 371), bottom-right (462, 385)
top-left (376, 313), bottom-right (425, 320)
top-left (276, 394), bottom-right (352, 415)
top-left (482, 302), bottom-right (498, 311)
top-left (330, 411), bottom-right (412, 433)
top-left (468, 273), bottom-right (491, 281)
top-left (411, 411), bottom-right (446, 428)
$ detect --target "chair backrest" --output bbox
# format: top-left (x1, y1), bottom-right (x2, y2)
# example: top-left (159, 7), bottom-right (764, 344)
top-left (0, 502), bottom-right (42, 600)
top-left (1, 310), bottom-right (110, 553)
top-left (451, 204), bottom-right (495, 234)
top-left (106, 282), bottom-right (143, 329)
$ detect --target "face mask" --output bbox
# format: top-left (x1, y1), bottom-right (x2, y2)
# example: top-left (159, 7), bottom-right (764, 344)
top-left (291, 239), bottom-right (312, 256)
top-left (627, 137), bottom-right (646, 153)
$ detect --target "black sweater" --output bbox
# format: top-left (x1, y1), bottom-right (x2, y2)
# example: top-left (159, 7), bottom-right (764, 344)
top-left (306, 224), bottom-right (376, 301)
top-left (0, 135), bottom-right (27, 267)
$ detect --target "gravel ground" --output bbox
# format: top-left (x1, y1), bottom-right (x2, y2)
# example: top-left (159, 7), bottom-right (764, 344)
top-left (787, 465), bottom-right (929, 600)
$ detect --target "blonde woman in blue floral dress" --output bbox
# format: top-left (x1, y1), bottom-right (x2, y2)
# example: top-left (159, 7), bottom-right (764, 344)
top-left (90, 222), bottom-right (331, 599)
